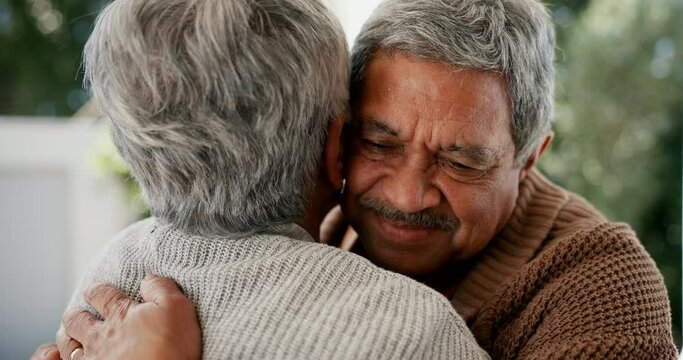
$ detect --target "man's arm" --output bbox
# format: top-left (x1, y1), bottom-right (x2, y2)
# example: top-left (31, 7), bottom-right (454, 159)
top-left (481, 224), bottom-right (678, 359)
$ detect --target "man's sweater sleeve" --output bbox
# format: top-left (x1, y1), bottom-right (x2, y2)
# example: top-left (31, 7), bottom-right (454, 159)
top-left (527, 224), bottom-right (676, 359)
top-left (481, 223), bottom-right (678, 359)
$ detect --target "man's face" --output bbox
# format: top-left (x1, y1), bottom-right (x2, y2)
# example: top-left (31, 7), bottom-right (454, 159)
top-left (342, 52), bottom-right (523, 277)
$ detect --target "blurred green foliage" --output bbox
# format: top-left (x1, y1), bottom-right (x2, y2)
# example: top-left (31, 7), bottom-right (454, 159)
top-left (0, 0), bottom-right (107, 115)
top-left (89, 129), bottom-right (150, 216)
top-left (1, 0), bottom-right (680, 348)
top-left (541, 0), bottom-right (682, 346)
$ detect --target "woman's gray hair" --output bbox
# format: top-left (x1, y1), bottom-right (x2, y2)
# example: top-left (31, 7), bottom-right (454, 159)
top-left (84, 0), bottom-right (348, 235)
top-left (351, 0), bottom-right (555, 166)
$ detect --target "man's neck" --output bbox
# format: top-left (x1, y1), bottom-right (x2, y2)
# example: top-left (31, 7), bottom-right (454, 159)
top-left (297, 181), bottom-right (336, 243)
top-left (298, 216), bottom-right (322, 242)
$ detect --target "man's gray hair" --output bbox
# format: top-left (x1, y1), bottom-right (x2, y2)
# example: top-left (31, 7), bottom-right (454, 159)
top-left (351, 0), bottom-right (555, 166)
top-left (84, 0), bottom-right (348, 235)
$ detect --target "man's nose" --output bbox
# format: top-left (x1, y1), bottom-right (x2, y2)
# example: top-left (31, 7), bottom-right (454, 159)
top-left (381, 157), bottom-right (441, 214)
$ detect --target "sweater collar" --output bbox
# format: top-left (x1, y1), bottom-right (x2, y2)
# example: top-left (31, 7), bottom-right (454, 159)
top-left (449, 169), bottom-right (569, 320)
top-left (264, 223), bottom-right (315, 243)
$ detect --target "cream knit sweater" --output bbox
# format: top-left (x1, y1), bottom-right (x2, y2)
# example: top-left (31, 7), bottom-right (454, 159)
top-left (69, 218), bottom-right (488, 360)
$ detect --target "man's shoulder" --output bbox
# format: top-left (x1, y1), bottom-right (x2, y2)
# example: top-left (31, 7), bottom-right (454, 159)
top-left (521, 219), bottom-right (666, 324)
top-left (479, 219), bottom-right (676, 358)
top-left (555, 189), bottom-right (607, 226)
top-left (540, 220), bottom-right (643, 266)
top-left (540, 178), bottom-right (643, 257)
top-left (523, 170), bottom-right (652, 261)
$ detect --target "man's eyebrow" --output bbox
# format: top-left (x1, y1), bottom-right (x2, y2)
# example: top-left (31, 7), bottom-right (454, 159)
top-left (362, 118), bottom-right (399, 136)
top-left (445, 144), bottom-right (495, 164)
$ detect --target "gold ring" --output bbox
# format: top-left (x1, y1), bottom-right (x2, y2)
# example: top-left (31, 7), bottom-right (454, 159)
top-left (69, 347), bottom-right (83, 360)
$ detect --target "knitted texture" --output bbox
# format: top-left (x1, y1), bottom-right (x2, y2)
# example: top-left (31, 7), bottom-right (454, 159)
top-left (68, 219), bottom-right (489, 360)
top-left (446, 170), bottom-right (678, 359)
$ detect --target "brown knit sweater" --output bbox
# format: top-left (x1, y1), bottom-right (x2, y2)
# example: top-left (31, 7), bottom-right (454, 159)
top-left (349, 169), bottom-right (678, 359)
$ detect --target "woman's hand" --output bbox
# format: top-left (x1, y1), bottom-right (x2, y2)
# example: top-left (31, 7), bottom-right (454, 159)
top-left (320, 205), bottom-right (358, 250)
top-left (57, 275), bottom-right (201, 360)
top-left (30, 343), bottom-right (60, 360)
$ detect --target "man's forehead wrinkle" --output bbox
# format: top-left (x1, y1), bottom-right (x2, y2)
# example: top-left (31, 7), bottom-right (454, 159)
top-left (388, 84), bottom-right (483, 128)
top-left (364, 118), bottom-right (399, 136)
top-left (392, 78), bottom-right (468, 107)
top-left (395, 80), bottom-right (492, 126)
top-left (446, 143), bottom-right (496, 164)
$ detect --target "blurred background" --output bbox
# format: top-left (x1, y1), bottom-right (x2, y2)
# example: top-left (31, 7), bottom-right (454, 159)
top-left (0, 0), bottom-right (680, 358)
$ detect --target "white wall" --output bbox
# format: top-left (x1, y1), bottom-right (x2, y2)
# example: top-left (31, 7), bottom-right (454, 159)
top-left (0, 117), bottom-right (138, 359)
top-left (327, 0), bottom-right (383, 45)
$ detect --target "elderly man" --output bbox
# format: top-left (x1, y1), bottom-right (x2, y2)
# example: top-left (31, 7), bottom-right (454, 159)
top-left (32, 0), bottom-right (491, 359)
top-left (339, 0), bottom-right (677, 358)
top-left (36, 0), bottom-right (678, 359)
top-left (338, 0), bottom-right (677, 358)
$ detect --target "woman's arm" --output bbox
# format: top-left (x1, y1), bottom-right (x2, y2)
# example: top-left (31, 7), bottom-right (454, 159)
top-left (56, 275), bottom-right (201, 360)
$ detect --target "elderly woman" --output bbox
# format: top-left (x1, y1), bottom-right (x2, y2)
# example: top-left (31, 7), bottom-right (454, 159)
top-left (37, 0), bottom-right (489, 359)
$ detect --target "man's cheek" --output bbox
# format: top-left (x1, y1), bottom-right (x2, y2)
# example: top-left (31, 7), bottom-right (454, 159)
top-left (347, 164), bottom-right (378, 194)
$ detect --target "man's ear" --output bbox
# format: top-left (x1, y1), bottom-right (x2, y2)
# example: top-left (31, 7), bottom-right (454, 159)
top-left (324, 114), bottom-right (345, 191)
top-left (519, 132), bottom-right (554, 180)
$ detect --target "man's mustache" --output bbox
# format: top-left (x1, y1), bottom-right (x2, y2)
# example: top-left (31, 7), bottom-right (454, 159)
top-left (358, 196), bottom-right (458, 231)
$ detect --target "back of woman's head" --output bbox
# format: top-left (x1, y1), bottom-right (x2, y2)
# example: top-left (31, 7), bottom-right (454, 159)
top-left (84, 0), bottom-right (349, 235)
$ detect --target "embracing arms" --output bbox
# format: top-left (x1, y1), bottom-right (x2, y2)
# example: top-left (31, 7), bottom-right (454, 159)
top-left (32, 275), bottom-right (201, 360)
